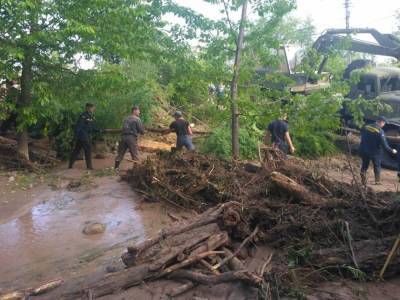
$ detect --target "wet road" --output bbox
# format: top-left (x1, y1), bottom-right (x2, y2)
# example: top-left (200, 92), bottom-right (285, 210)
top-left (0, 176), bottom-right (146, 291)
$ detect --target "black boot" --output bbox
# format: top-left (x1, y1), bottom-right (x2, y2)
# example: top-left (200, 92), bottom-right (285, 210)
top-left (374, 174), bottom-right (381, 185)
top-left (360, 172), bottom-right (367, 185)
top-left (114, 160), bottom-right (120, 170)
top-left (68, 159), bottom-right (74, 169)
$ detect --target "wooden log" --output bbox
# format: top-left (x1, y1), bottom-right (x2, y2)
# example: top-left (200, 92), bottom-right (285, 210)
top-left (126, 214), bottom-right (220, 258)
top-left (126, 202), bottom-right (235, 260)
top-left (28, 279), bottom-right (63, 296)
top-left (169, 270), bottom-right (261, 286)
top-left (222, 208), bottom-right (241, 227)
top-left (190, 231), bottom-right (229, 257)
top-left (159, 251), bottom-right (224, 278)
top-left (222, 247), bottom-right (246, 271)
top-left (147, 223), bottom-right (220, 271)
top-left (36, 264), bottom-right (152, 300)
top-left (166, 281), bottom-right (197, 297)
top-left (200, 259), bottom-right (220, 275)
top-left (270, 171), bottom-right (326, 206)
top-left (213, 226), bottom-right (259, 270)
top-left (123, 223), bottom-right (219, 268)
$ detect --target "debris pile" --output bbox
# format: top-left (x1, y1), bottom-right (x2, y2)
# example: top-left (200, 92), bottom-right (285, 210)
top-left (19, 151), bottom-right (400, 299)
top-left (120, 151), bottom-right (400, 296)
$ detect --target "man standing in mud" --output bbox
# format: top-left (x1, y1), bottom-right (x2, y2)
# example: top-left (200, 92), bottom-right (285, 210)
top-left (69, 103), bottom-right (101, 170)
top-left (264, 116), bottom-right (295, 155)
top-left (164, 111), bottom-right (195, 151)
top-left (359, 116), bottom-right (397, 185)
top-left (114, 106), bottom-right (145, 169)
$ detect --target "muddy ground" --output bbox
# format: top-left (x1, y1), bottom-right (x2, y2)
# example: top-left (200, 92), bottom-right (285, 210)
top-left (0, 148), bottom-right (400, 299)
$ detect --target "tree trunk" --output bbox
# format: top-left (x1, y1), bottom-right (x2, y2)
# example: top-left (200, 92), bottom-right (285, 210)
top-left (17, 46), bottom-right (34, 160)
top-left (230, 0), bottom-right (248, 160)
top-left (17, 130), bottom-right (30, 160)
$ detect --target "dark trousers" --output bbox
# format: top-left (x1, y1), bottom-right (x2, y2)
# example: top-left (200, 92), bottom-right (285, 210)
top-left (115, 135), bottom-right (139, 162)
top-left (69, 139), bottom-right (92, 169)
top-left (176, 135), bottom-right (195, 151)
top-left (0, 112), bottom-right (17, 133)
top-left (360, 154), bottom-right (381, 178)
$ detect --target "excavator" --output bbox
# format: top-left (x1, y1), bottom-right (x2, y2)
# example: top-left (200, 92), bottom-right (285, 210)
top-left (276, 28), bottom-right (400, 167)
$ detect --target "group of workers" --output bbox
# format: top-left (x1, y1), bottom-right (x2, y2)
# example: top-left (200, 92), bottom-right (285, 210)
top-left (264, 114), bottom-right (398, 186)
top-left (68, 103), bottom-right (194, 171)
top-left (68, 103), bottom-right (396, 186)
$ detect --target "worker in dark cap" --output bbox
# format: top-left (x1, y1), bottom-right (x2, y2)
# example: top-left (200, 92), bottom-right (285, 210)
top-left (359, 116), bottom-right (397, 185)
top-left (114, 105), bottom-right (145, 169)
top-left (69, 102), bottom-right (102, 170)
top-left (164, 111), bottom-right (195, 151)
top-left (264, 114), bottom-right (295, 155)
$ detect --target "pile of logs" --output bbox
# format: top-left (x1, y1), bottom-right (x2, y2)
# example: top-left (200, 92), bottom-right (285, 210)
top-left (25, 202), bottom-right (268, 300)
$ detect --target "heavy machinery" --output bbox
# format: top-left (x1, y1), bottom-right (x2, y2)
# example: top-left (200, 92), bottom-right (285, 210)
top-left (312, 28), bottom-right (400, 167)
top-left (266, 28), bottom-right (400, 167)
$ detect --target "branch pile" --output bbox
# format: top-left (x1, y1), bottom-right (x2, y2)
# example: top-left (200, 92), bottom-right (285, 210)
top-left (15, 151), bottom-right (400, 299)
top-left (121, 151), bottom-right (400, 294)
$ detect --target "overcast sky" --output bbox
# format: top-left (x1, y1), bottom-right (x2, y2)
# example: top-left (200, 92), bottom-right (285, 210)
top-left (174, 0), bottom-right (399, 35)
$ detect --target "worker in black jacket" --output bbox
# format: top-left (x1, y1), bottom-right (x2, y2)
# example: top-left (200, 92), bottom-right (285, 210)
top-left (359, 116), bottom-right (397, 185)
top-left (69, 103), bottom-right (101, 170)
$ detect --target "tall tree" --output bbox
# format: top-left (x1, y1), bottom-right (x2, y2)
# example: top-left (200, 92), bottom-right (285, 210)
top-left (231, 0), bottom-right (248, 159)
top-left (0, 0), bottom-right (163, 159)
top-left (204, 0), bottom-right (296, 159)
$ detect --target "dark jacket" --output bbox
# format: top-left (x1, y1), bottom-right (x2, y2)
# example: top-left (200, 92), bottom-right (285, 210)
top-left (74, 111), bottom-right (99, 141)
top-left (359, 123), bottom-right (392, 157)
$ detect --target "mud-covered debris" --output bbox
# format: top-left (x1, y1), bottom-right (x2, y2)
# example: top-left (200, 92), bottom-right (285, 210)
top-left (82, 221), bottom-right (106, 235)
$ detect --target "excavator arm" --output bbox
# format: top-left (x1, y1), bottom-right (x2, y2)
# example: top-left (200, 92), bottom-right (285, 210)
top-left (313, 28), bottom-right (400, 73)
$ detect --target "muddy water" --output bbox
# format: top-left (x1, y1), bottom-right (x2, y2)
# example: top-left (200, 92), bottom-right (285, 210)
top-left (0, 176), bottom-right (146, 291)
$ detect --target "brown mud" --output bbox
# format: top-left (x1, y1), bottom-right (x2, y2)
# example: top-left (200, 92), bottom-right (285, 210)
top-left (0, 155), bottom-right (194, 295)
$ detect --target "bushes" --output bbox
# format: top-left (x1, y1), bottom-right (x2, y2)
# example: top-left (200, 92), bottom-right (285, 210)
top-left (38, 60), bottom-right (161, 158)
top-left (200, 89), bottom-right (345, 159)
top-left (201, 125), bottom-right (263, 159)
top-left (287, 92), bottom-right (343, 157)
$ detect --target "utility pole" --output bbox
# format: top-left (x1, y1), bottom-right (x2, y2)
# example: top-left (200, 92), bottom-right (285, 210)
top-left (231, 0), bottom-right (248, 160)
top-left (344, 0), bottom-right (351, 62)
top-left (345, 0), bottom-right (350, 30)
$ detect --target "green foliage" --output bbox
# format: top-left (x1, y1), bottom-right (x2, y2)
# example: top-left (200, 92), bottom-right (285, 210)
top-left (201, 124), bottom-right (263, 159)
top-left (43, 60), bottom-right (160, 157)
top-left (287, 92), bottom-right (343, 157)
top-left (343, 96), bottom-right (392, 128)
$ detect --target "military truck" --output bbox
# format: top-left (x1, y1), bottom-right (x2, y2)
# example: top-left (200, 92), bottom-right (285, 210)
top-left (312, 28), bottom-right (400, 167)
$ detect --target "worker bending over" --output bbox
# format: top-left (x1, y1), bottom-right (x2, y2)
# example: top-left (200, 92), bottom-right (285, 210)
top-left (359, 116), bottom-right (396, 185)
top-left (114, 106), bottom-right (145, 169)
top-left (164, 111), bottom-right (195, 151)
top-left (264, 116), bottom-right (295, 155)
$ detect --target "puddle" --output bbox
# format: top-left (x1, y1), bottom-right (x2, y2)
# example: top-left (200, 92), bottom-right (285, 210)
top-left (0, 177), bottom-right (146, 290)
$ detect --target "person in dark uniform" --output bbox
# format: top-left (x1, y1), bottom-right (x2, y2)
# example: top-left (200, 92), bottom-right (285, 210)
top-left (264, 116), bottom-right (295, 155)
top-left (69, 103), bottom-right (101, 170)
top-left (359, 116), bottom-right (397, 185)
top-left (164, 111), bottom-right (195, 151)
top-left (114, 106), bottom-right (145, 169)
